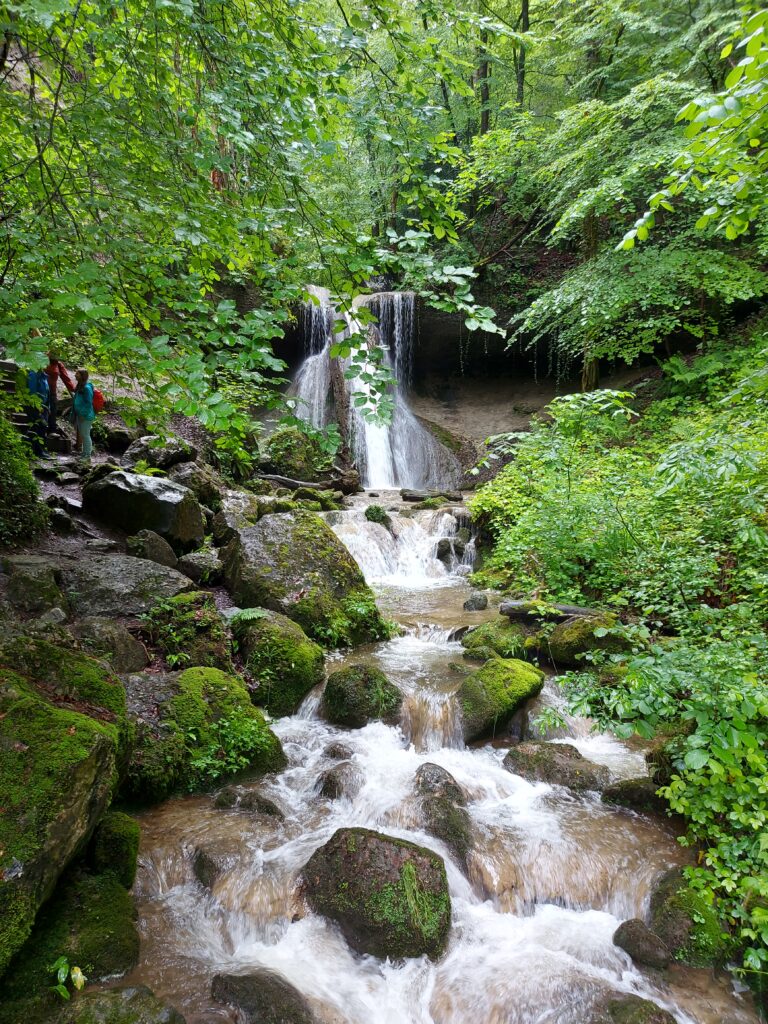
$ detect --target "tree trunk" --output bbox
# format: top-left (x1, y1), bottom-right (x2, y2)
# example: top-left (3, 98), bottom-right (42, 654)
top-left (516, 0), bottom-right (529, 108)
top-left (478, 30), bottom-right (490, 135)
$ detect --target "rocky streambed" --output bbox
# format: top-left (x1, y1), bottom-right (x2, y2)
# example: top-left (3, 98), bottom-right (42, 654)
top-left (0, 448), bottom-right (760, 1024)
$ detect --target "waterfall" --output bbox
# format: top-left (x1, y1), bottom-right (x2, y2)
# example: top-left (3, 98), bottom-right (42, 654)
top-left (289, 289), bottom-right (461, 490)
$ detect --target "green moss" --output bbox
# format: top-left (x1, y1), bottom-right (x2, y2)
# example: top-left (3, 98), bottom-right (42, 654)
top-left (411, 497), bottom-right (447, 510)
top-left (235, 610), bottom-right (324, 717)
top-left (0, 409), bottom-right (47, 548)
top-left (263, 427), bottom-right (329, 481)
top-left (292, 585), bottom-right (393, 648)
top-left (461, 620), bottom-right (529, 661)
top-left (144, 590), bottom-right (233, 670)
top-left (650, 871), bottom-right (730, 967)
top-left (123, 727), bottom-right (188, 804)
top-left (365, 504), bottom-right (391, 527)
top-left (91, 812), bottom-right (140, 888)
top-left (457, 657), bottom-right (544, 742)
top-left (364, 860), bottom-right (450, 952)
top-left (546, 614), bottom-right (628, 667)
top-left (322, 664), bottom-right (402, 728)
top-left (0, 869), bottom-right (139, 1020)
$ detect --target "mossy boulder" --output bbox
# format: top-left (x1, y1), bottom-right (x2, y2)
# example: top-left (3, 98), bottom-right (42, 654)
top-left (176, 548), bottom-right (223, 584)
top-left (122, 435), bottom-right (197, 470)
top-left (0, 868), bottom-right (140, 1023)
top-left (612, 918), bottom-right (671, 969)
top-left (602, 777), bottom-right (667, 814)
top-left (461, 619), bottom-right (530, 662)
top-left (503, 741), bottom-right (609, 792)
top-left (54, 985), bottom-right (186, 1024)
top-left (317, 760), bottom-right (363, 800)
top-left (0, 659), bottom-right (122, 976)
top-left (590, 994), bottom-right (676, 1024)
top-left (365, 504), bottom-right (391, 528)
top-left (262, 427), bottom-right (328, 481)
top-left (546, 614), bottom-right (629, 667)
top-left (91, 811), bottom-right (141, 888)
top-left (123, 667), bottom-right (286, 803)
top-left (212, 970), bottom-right (314, 1024)
top-left (0, 409), bottom-right (48, 548)
top-left (234, 609), bottom-right (324, 716)
top-left (144, 591), bottom-right (233, 671)
top-left (415, 763), bottom-right (472, 871)
top-left (70, 617), bottom-right (149, 674)
top-left (2, 556), bottom-right (68, 614)
top-left (322, 665), bottom-right (402, 728)
top-left (649, 868), bottom-right (729, 967)
top-left (302, 827), bottom-right (451, 960)
top-left (126, 529), bottom-right (179, 568)
top-left (61, 554), bottom-right (193, 618)
top-left (212, 489), bottom-right (263, 545)
top-left (222, 511), bottom-right (389, 645)
top-left (168, 461), bottom-right (225, 511)
top-left (457, 658), bottom-right (544, 743)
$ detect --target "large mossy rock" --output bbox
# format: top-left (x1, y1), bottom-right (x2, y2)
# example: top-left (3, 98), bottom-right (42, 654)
top-left (234, 609), bottom-right (324, 716)
top-left (122, 666), bottom-right (286, 803)
top-left (211, 489), bottom-right (263, 545)
top-left (0, 644), bottom-right (125, 975)
top-left (212, 970), bottom-right (315, 1024)
top-left (457, 658), bottom-right (544, 743)
top-left (602, 777), bottom-right (667, 814)
top-left (126, 529), bottom-right (179, 568)
top-left (649, 868), bottom-right (729, 967)
top-left (0, 869), bottom-right (140, 1023)
top-left (55, 986), bottom-right (186, 1024)
top-left (302, 827), bottom-right (451, 960)
top-left (222, 511), bottom-right (388, 645)
top-left (546, 614), bottom-right (629, 668)
top-left (461, 619), bottom-right (530, 662)
top-left (168, 461), bottom-right (225, 511)
top-left (590, 994), bottom-right (676, 1024)
top-left (70, 617), bottom-right (149, 674)
top-left (83, 471), bottom-right (205, 552)
top-left (91, 811), bottom-right (141, 888)
top-left (261, 426), bottom-right (327, 481)
top-left (144, 591), bottom-right (233, 670)
top-left (322, 665), bottom-right (402, 728)
top-left (2, 556), bottom-right (68, 614)
top-left (503, 741), bottom-right (609, 792)
top-left (122, 434), bottom-right (197, 470)
top-left (415, 763), bottom-right (472, 871)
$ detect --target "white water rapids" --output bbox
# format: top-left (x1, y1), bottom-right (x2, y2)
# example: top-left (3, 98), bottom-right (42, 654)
top-left (127, 505), bottom-right (758, 1024)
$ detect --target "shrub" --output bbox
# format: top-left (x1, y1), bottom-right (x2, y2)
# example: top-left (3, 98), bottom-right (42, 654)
top-left (0, 409), bottom-right (47, 547)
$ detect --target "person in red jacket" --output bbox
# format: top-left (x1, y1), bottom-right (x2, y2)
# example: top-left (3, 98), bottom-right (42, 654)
top-left (45, 352), bottom-right (75, 433)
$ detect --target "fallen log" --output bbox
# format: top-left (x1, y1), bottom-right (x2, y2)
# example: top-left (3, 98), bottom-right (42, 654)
top-left (400, 488), bottom-right (463, 503)
top-left (499, 600), bottom-right (607, 622)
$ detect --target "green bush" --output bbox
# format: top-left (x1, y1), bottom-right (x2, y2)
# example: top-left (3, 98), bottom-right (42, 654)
top-left (0, 410), bottom-right (47, 547)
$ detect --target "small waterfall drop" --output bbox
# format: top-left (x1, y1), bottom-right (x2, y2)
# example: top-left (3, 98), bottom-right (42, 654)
top-left (289, 289), bottom-right (461, 490)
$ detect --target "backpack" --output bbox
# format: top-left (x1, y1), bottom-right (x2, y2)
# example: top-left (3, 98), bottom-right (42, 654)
top-left (27, 369), bottom-right (50, 403)
top-left (92, 388), bottom-right (105, 413)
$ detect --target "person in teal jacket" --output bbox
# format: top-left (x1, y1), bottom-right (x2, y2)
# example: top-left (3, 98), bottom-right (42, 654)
top-left (72, 368), bottom-right (95, 462)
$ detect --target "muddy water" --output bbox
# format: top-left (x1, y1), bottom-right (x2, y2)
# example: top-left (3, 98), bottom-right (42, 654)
top-left (126, 509), bottom-right (758, 1024)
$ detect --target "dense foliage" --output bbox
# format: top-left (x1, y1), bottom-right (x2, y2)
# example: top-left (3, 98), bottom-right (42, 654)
top-left (470, 331), bottom-right (768, 983)
top-left (0, 405), bottom-right (47, 546)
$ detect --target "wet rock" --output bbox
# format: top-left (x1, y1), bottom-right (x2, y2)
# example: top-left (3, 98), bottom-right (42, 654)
top-left (234, 609), bottom-right (324, 717)
top-left (435, 538), bottom-right (452, 563)
top-left (457, 658), bottom-right (544, 743)
top-left (322, 665), bottom-right (402, 729)
top-left (212, 970), bottom-right (315, 1024)
top-left (60, 554), bottom-right (193, 617)
top-left (45, 433), bottom-right (72, 454)
top-left (335, 467), bottom-right (361, 494)
top-left (463, 591), bottom-right (487, 611)
top-left (192, 847), bottom-right (222, 889)
top-left (168, 460), bottom-right (225, 510)
top-left (127, 528), bottom-right (179, 568)
top-left (503, 741), bottom-right (609, 792)
top-left (401, 488), bottom-right (462, 503)
top-left (460, 619), bottom-right (530, 662)
top-left (211, 489), bottom-right (263, 545)
top-left (613, 918), bottom-right (671, 969)
top-left (2, 555), bottom-right (68, 614)
top-left (144, 591), bottom-right (232, 670)
top-left (91, 811), bottom-right (141, 888)
top-left (317, 761), bottom-right (363, 800)
top-left (122, 434), bottom-right (197, 470)
top-left (70, 616), bottom-right (149, 673)
top-left (222, 510), bottom-right (386, 644)
top-left (546, 614), bottom-right (630, 668)
top-left (324, 740), bottom-right (353, 760)
top-left (102, 424), bottom-right (143, 454)
top-left (84, 471), bottom-right (205, 552)
top-left (54, 985), bottom-right (186, 1024)
top-left (49, 507), bottom-right (77, 533)
top-left (302, 827), bottom-right (451, 960)
top-left (0, 644), bottom-right (121, 973)
top-left (85, 538), bottom-right (122, 553)
top-left (239, 791), bottom-right (285, 819)
top-left (177, 548), bottom-right (223, 584)
top-left (415, 763), bottom-right (472, 870)
top-left (602, 777), bottom-right (667, 815)
top-left (33, 606), bottom-right (68, 626)
top-left (649, 868), bottom-right (729, 967)
top-left (261, 426), bottom-right (326, 482)
top-left (590, 994), bottom-right (676, 1024)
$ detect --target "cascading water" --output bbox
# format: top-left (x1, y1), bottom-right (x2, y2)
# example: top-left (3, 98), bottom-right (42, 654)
top-left (125, 502), bottom-right (758, 1024)
top-left (288, 289), bottom-right (461, 490)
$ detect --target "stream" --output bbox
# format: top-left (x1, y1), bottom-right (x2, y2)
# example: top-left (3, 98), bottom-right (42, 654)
top-left (126, 497), bottom-right (758, 1024)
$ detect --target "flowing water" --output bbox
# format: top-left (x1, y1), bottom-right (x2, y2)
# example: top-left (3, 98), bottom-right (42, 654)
top-left (126, 502), bottom-right (758, 1024)
top-left (288, 289), bottom-right (461, 490)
